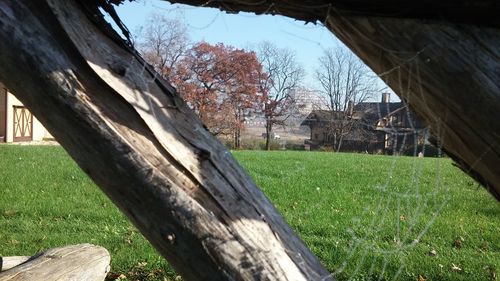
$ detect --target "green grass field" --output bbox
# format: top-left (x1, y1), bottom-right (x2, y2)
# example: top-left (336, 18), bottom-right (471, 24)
top-left (0, 146), bottom-right (498, 280)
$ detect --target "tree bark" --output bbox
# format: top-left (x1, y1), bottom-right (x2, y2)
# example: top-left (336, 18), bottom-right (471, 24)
top-left (0, 0), bottom-right (331, 280)
top-left (167, 0), bottom-right (500, 200)
top-left (265, 116), bottom-right (272, 151)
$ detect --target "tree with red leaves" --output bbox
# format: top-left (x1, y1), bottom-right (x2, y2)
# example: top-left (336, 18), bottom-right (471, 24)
top-left (173, 42), bottom-right (264, 148)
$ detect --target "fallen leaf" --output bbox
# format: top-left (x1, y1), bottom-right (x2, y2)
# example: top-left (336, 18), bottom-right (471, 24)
top-left (484, 266), bottom-right (497, 281)
top-left (418, 274), bottom-right (426, 281)
top-left (451, 263), bottom-right (462, 272)
top-left (453, 237), bottom-right (464, 249)
top-left (429, 249), bottom-right (437, 256)
top-left (2, 210), bottom-right (17, 217)
top-left (105, 272), bottom-right (122, 280)
top-left (480, 241), bottom-right (489, 252)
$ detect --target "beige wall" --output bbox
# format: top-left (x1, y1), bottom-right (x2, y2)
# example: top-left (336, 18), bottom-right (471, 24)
top-left (0, 88), bottom-right (6, 141)
top-left (4, 92), bottom-right (52, 142)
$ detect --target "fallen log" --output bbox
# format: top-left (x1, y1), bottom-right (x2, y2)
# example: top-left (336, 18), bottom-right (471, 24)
top-left (0, 244), bottom-right (110, 281)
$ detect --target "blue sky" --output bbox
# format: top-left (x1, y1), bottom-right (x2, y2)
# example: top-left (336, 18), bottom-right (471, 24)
top-left (115, 0), bottom-right (393, 99)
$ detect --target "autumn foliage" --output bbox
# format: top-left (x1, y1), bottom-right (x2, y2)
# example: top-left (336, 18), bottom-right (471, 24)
top-left (136, 16), bottom-right (307, 149)
top-left (172, 42), bottom-right (265, 148)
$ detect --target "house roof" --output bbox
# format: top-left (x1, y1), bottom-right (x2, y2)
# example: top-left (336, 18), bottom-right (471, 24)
top-left (301, 101), bottom-right (425, 129)
top-left (301, 110), bottom-right (347, 126)
top-left (353, 102), bottom-right (405, 123)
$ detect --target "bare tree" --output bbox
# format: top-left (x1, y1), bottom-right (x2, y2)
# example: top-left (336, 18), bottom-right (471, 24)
top-left (315, 48), bottom-right (376, 151)
top-left (136, 13), bottom-right (189, 81)
top-left (256, 42), bottom-right (305, 150)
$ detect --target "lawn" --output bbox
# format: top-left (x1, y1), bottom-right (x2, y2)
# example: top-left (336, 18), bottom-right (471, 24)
top-left (0, 146), bottom-right (498, 280)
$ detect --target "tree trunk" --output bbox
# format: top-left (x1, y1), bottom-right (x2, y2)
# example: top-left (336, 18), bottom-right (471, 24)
top-left (336, 134), bottom-right (344, 153)
top-left (0, 1), bottom-right (331, 280)
top-left (0, 244), bottom-right (110, 281)
top-left (235, 125), bottom-right (240, 149)
top-left (265, 119), bottom-right (272, 150)
top-left (235, 109), bottom-right (242, 149)
top-left (167, 0), bottom-right (500, 200)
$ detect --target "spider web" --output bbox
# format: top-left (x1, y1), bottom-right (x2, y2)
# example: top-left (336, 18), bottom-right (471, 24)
top-left (286, 8), bottom-right (453, 278)
top-left (329, 125), bottom-right (448, 281)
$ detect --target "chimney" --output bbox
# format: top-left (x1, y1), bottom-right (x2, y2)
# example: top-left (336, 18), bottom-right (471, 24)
top-left (347, 100), bottom-right (354, 116)
top-left (381, 92), bottom-right (390, 103)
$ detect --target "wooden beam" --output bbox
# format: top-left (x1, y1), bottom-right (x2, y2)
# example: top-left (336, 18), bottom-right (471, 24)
top-left (166, 0), bottom-right (500, 28)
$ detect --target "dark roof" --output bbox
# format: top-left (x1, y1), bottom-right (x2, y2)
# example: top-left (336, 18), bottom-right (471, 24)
top-left (301, 101), bottom-right (425, 129)
top-left (353, 102), bottom-right (404, 123)
top-left (301, 110), bottom-right (347, 126)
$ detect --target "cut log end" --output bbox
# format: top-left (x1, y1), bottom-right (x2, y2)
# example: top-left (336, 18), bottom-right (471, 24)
top-left (0, 244), bottom-right (110, 281)
top-left (0, 256), bottom-right (31, 272)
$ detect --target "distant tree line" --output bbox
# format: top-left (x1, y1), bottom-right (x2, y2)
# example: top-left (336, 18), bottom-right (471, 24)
top-left (136, 13), bottom-right (378, 150)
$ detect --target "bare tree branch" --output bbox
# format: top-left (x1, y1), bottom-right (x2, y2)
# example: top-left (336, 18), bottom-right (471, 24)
top-left (255, 42), bottom-right (305, 150)
top-left (136, 13), bottom-right (190, 81)
top-left (315, 48), bottom-right (376, 151)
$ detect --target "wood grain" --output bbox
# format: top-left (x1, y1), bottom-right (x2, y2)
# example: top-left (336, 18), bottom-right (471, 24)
top-left (0, 244), bottom-right (109, 281)
top-left (0, 257), bottom-right (30, 272)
